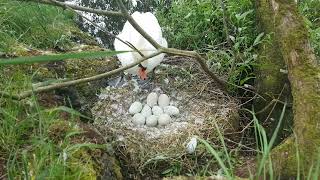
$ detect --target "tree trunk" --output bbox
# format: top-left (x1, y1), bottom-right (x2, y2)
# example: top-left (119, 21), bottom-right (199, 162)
top-left (254, 0), bottom-right (294, 143)
top-left (256, 0), bottom-right (320, 177)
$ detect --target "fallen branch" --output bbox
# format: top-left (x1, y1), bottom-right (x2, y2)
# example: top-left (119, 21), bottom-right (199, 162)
top-left (1, 51), bottom-right (163, 100)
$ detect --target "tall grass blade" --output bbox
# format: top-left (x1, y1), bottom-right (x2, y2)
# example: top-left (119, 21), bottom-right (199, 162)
top-left (213, 121), bottom-right (233, 175)
top-left (0, 50), bottom-right (127, 65)
top-left (47, 106), bottom-right (92, 120)
top-left (313, 150), bottom-right (320, 179)
top-left (198, 138), bottom-right (232, 179)
top-left (294, 132), bottom-right (300, 180)
top-left (255, 102), bottom-right (287, 176)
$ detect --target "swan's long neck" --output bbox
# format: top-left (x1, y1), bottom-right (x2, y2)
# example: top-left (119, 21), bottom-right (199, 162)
top-left (138, 63), bottom-right (146, 70)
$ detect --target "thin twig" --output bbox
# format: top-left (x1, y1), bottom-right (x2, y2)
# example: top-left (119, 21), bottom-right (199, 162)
top-left (116, 0), bottom-right (227, 90)
top-left (50, 0), bottom-right (145, 58)
top-left (262, 84), bottom-right (286, 123)
top-left (1, 51), bottom-right (163, 100)
top-left (256, 98), bottom-right (292, 115)
top-left (26, 0), bottom-right (124, 17)
top-left (5, 0), bottom-right (232, 100)
top-left (46, 0), bottom-right (145, 59)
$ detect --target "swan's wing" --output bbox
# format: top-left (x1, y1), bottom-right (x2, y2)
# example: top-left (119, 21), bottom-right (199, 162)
top-left (113, 12), bottom-right (168, 75)
top-left (134, 13), bottom-right (168, 72)
top-left (114, 32), bottom-right (140, 75)
top-left (114, 33), bottom-right (131, 63)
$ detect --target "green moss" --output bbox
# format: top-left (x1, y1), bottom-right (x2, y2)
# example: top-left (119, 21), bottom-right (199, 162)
top-left (64, 57), bottom-right (118, 79)
top-left (48, 120), bottom-right (72, 142)
top-left (69, 149), bottom-right (97, 180)
top-left (271, 137), bottom-right (297, 177)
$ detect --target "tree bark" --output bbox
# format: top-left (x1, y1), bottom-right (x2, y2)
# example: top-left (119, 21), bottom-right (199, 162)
top-left (256, 0), bottom-right (320, 177)
top-left (254, 0), bottom-right (293, 143)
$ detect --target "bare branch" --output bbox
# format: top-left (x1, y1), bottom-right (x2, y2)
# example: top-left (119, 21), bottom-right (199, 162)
top-left (53, 0), bottom-right (145, 58)
top-left (115, 0), bottom-right (227, 90)
top-left (1, 51), bottom-right (163, 100)
top-left (162, 47), bottom-right (228, 90)
top-left (24, 0), bottom-right (124, 17)
top-left (7, 0), bottom-right (230, 96)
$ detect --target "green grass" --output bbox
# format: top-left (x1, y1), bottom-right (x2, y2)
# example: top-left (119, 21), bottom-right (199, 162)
top-left (0, 69), bottom-right (103, 179)
top-left (197, 104), bottom-right (320, 179)
top-left (0, 1), bottom-right (106, 176)
top-left (299, 0), bottom-right (320, 60)
top-left (0, 0), bottom-right (76, 54)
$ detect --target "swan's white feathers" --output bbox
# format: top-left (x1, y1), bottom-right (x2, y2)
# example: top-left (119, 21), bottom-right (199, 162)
top-left (114, 12), bottom-right (168, 76)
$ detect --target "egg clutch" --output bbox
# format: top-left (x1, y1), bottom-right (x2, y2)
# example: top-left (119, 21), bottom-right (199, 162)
top-left (128, 92), bottom-right (180, 127)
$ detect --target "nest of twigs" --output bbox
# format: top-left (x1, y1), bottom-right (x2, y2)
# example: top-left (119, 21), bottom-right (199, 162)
top-left (92, 57), bottom-right (239, 178)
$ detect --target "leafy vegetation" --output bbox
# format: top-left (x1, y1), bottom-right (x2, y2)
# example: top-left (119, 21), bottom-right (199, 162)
top-left (157, 0), bottom-right (260, 89)
top-left (299, 0), bottom-right (320, 59)
top-left (0, 0), bottom-right (76, 54)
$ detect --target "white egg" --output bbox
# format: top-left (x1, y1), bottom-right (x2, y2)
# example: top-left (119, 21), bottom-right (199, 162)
top-left (186, 137), bottom-right (197, 154)
top-left (152, 106), bottom-right (163, 116)
top-left (147, 92), bottom-right (158, 107)
top-left (129, 101), bottom-right (143, 114)
top-left (158, 114), bottom-right (171, 126)
top-left (132, 113), bottom-right (145, 126)
top-left (146, 115), bottom-right (158, 127)
top-left (158, 94), bottom-right (170, 107)
top-left (141, 104), bottom-right (152, 117)
top-left (163, 106), bottom-right (179, 116)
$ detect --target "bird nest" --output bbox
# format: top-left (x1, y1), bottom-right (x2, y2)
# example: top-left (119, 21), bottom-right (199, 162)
top-left (92, 57), bottom-right (239, 178)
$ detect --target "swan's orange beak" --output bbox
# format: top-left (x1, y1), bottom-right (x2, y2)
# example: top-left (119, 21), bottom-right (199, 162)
top-left (138, 68), bottom-right (147, 80)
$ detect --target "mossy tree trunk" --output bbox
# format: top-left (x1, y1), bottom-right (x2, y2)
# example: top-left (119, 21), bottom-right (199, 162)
top-left (254, 0), bottom-right (294, 143)
top-left (255, 0), bottom-right (320, 177)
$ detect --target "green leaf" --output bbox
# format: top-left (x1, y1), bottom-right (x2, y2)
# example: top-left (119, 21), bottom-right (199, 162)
top-left (240, 76), bottom-right (255, 85)
top-left (240, 10), bottom-right (253, 19)
top-left (0, 50), bottom-right (127, 65)
top-left (65, 131), bottom-right (85, 139)
top-left (162, 168), bottom-right (173, 175)
top-left (253, 33), bottom-right (265, 47)
top-left (47, 106), bottom-right (92, 120)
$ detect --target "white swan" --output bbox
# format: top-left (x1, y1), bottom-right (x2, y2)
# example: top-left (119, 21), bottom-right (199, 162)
top-left (114, 11), bottom-right (168, 80)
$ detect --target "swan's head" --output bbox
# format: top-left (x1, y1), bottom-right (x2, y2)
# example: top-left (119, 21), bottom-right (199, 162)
top-left (138, 65), bottom-right (147, 80)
